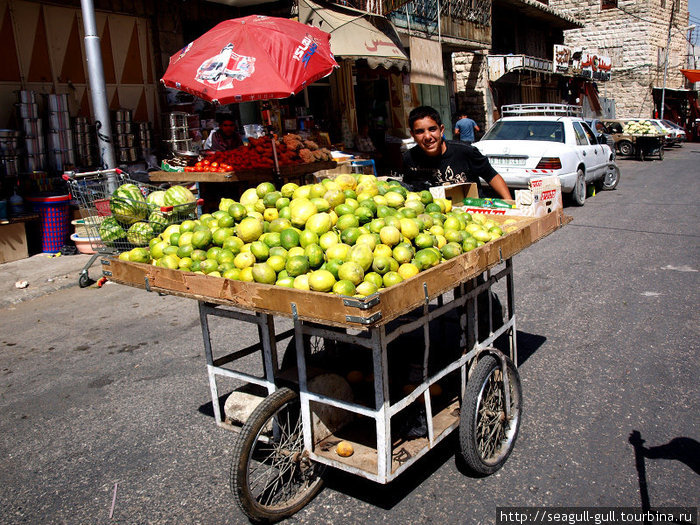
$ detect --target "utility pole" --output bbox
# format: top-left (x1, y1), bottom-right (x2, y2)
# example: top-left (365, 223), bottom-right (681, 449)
top-left (80, 0), bottom-right (116, 176)
top-left (660, 0), bottom-right (675, 120)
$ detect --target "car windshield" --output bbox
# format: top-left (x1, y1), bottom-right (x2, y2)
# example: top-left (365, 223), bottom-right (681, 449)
top-left (481, 121), bottom-right (565, 143)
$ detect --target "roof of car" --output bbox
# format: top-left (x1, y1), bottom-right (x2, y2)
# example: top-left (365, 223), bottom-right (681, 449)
top-left (497, 116), bottom-right (581, 122)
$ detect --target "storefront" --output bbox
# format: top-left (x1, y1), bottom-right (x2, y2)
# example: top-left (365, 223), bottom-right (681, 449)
top-left (299, 0), bottom-right (410, 160)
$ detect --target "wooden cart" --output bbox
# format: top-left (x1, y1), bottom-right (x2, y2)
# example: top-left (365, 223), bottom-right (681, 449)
top-left (600, 120), bottom-right (665, 160)
top-left (103, 210), bottom-right (569, 522)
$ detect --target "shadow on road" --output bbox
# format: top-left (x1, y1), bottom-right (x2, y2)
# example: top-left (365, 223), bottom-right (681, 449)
top-left (629, 430), bottom-right (700, 510)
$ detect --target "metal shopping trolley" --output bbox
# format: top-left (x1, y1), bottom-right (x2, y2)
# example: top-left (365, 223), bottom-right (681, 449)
top-left (63, 168), bottom-right (200, 287)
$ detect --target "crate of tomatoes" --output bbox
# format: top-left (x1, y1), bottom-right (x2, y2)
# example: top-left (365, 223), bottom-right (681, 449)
top-left (184, 134), bottom-right (333, 173)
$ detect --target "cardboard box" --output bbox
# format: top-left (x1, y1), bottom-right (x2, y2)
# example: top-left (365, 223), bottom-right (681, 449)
top-left (429, 183), bottom-right (479, 203)
top-left (458, 176), bottom-right (562, 217)
top-left (0, 222), bottom-right (29, 264)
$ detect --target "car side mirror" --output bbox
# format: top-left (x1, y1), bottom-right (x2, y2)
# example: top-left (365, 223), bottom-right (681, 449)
top-left (598, 135), bottom-right (608, 145)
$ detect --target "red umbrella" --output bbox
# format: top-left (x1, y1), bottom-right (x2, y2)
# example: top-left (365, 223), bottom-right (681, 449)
top-left (161, 15), bottom-right (338, 104)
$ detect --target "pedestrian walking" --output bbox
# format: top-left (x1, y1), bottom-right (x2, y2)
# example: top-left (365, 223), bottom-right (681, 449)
top-left (454, 111), bottom-right (480, 145)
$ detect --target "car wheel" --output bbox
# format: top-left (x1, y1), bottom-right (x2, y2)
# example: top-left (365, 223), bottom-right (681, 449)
top-left (571, 169), bottom-right (586, 206)
top-left (618, 140), bottom-right (633, 156)
top-left (601, 165), bottom-right (620, 191)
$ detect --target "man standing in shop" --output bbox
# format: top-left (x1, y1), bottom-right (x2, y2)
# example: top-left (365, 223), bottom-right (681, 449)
top-left (453, 111), bottom-right (480, 145)
top-left (204, 116), bottom-right (243, 151)
top-left (402, 106), bottom-right (511, 200)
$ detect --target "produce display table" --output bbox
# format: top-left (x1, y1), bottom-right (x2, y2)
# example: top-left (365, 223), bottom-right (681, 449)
top-left (150, 161), bottom-right (337, 211)
top-left (149, 161), bottom-right (337, 184)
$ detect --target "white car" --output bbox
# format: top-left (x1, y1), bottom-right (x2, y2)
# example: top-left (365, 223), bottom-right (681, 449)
top-left (657, 119), bottom-right (686, 145)
top-left (474, 110), bottom-right (617, 205)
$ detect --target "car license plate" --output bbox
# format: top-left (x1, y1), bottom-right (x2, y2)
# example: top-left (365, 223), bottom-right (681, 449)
top-left (488, 156), bottom-right (526, 166)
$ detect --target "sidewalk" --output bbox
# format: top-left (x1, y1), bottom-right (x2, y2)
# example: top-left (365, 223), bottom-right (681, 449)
top-left (0, 252), bottom-right (97, 309)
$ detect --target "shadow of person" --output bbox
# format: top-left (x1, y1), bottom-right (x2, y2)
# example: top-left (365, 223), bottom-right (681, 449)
top-left (629, 430), bottom-right (700, 512)
top-left (638, 434), bottom-right (700, 475)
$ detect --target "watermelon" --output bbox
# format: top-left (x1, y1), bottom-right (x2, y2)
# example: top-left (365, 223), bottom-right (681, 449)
top-left (148, 210), bottom-right (169, 234)
top-left (147, 190), bottom-right (167, 209)
top-left (110, 183), bottom-right (148, 225)
top-left (127, 222), bottom-right (155, 246)
top-left (99, 217), bottom-right (126, 245)
top-left (164, 185), bottom-right (196, 217)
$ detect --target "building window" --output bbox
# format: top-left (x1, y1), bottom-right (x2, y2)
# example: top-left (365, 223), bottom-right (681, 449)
top-left (601, 0), bottom-right (617, 9)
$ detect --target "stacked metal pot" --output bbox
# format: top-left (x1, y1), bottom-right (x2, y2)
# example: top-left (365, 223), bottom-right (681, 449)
top-left (136, 121), bottom-right (152, 159)
top-left (0, 129), bottom-right (21, 179)
top-left (164, 112), bottom-right (194, 154)
top-left (73, 117), bottom-right (95, 167)
top-left (114, 109), bottom-right (138, 163)
top-left (46, 93), bottom-right (75, 171)
top-left (16, 90), bottom-right (46, 172)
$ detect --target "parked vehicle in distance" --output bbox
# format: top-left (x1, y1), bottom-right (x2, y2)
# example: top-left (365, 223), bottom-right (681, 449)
top-left (475, 104), bottom-right (617, 206)
top-left (659, 119), bottom-right (686, 144)
top-left (584, 118), bottom-right (616, 158)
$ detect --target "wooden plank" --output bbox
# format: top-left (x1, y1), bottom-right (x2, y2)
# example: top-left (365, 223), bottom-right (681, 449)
top-left (103, 210), bottom-right (570, 329)
top-left (148, 162), bottom-right (337, 184)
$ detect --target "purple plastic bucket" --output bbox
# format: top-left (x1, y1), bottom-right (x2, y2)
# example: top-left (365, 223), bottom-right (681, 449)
top-left (27, 195), bottom-right (71, 253)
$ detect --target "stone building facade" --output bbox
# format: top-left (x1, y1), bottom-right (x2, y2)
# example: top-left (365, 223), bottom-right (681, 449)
top-left (550, 0), bottom-right (690, 118)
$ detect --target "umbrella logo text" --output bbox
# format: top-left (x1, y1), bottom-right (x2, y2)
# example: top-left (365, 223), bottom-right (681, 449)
top-left (195, 43), bottom-right (256, 88)
top-left (293, 36), bottom-right (319, 68)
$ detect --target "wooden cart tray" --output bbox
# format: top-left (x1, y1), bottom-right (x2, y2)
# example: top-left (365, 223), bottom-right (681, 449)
top-left (149, 161), bottom-right (337, 184)
top-left (103, 210), bottom-right (570, 329)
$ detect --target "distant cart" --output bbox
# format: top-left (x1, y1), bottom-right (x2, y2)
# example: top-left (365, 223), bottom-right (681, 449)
top-left (600, 119), bottom-right (665, 160)
top-left (103, 210), bottom-right (568, 522)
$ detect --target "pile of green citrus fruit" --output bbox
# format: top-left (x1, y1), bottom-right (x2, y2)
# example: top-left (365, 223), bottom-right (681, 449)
top-left (119, 174), bottom-right (511, 298)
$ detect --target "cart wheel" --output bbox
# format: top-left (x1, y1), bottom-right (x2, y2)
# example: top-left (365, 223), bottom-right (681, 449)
top-left (459, 355), bottom-right (522, 476)
top-left (601, 165), bottom-right (620, 191)
top-left (230, 387), bottom-right (325, 523)
top-left (78, 272), bottom-right (93, 288)
top-left (571, 169), bottom-right (586, 206)
top-left (618, 140), bottom-right (633, 156)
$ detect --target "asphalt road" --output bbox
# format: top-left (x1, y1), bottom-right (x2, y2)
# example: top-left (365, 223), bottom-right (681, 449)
top-left (1, 145), bottom-right (698, 524)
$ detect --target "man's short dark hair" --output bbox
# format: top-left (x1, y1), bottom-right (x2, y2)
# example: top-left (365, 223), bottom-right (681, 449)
top-left (408, 106), bottom-right (442, 130)
top-left (216, 114), bottom-right (235, 125)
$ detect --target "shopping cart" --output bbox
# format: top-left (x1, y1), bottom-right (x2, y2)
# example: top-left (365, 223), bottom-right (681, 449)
top-left (63, 168), bottom-right (200, 287)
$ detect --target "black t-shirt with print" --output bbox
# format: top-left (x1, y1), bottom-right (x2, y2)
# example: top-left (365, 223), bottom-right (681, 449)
top-left (401, 140), bottom-right (497, 193)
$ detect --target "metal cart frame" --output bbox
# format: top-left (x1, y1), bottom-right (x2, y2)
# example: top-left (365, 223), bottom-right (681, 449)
top-left (194, 258), bottom-right (519, 518)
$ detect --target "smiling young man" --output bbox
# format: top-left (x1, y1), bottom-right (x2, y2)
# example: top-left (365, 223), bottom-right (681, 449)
top-left (401, 106), bottom-right (511, 200)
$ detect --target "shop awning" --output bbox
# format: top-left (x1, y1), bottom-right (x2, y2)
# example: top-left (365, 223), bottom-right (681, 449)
top-left (680, 69), bottom-right (700, 83)
top-left (299, 0), bottom-right (409, 70)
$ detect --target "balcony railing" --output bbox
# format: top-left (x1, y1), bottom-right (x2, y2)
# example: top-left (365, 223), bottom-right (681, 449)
top-left (325, 0), bottom-right (490, 23)
top-left (487, 54), bottom-right (553, 81)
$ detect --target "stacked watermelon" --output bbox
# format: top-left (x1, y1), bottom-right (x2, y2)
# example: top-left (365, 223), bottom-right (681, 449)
top-left (105, 182), bottom-right (197, 249)
top-left (164, 185), bottom-right (197, 219)
top-left (110, 183), bottom-right (148, 225)
top-left (127, 222), bottom-right (155, 246)
top-left (99, 216), bottom-right (126, 246)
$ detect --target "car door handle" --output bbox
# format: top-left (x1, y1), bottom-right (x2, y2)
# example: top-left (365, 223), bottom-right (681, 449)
top-left (582, 151), bottom-right (586, 156)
